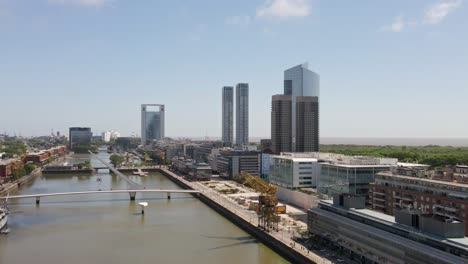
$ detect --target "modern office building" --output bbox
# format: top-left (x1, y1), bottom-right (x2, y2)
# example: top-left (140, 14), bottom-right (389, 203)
top-left (101, 130), bottom-right (120, 142)
top-left (284, 63), bottom-right (320, 152)
top-left (318, 155), bottom-right (397, 200)
top-left (222, 86), bottom-right (234, 146)
top-left (259, 153), bottom-right (271, 180)
top-left (369, 166), bottom-right (468, 236)
top-left (69, 127), bottom-right (92, 150)
top-left (215, 148), bottom-right (260, 179)
top-left (269, 153), bottom-right (320, 189)
top-left (271, 95), bottom-right (292, 154)
top-left (194, 141), bottom-right (223, 162)
top-left (295, 96), bottom-right (319, 152)
top-left (308, 196), bottom-right (467, 264)
top-left (235, 83), bottom-right (249, 146)
top-left (141, 104), bottom-right (165, 145)
top-left (271, 63), bottom-right (320, 154)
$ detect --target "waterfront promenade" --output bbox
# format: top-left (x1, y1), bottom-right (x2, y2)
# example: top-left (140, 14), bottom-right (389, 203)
top-left (160, 168), bottom-right (333, 264)
top-left (0, 167), bottom-right (41, 196)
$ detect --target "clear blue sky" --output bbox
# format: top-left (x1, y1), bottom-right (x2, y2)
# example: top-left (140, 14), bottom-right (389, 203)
top-left (1, 0), bottom-right (467, 138)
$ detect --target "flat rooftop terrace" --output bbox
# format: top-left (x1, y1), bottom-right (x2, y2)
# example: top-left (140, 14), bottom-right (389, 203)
top-left (321, 200), bottom-right (468, 249)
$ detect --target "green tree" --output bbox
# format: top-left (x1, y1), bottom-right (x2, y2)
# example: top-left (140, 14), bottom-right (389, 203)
top-left (110, 155), bottom-right (125, 167)
top-left (24, 163), bottom-right (37, 174)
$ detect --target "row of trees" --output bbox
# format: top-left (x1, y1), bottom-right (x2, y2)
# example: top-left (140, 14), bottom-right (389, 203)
top-left (0, 138), bottom-right (27, 158)
top-left (320, 145), bottom-right (468, 167)
top-left (73, 145), bottom-right (98, 153)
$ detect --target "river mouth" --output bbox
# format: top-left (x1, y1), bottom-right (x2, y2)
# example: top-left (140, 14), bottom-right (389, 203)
top-left (0, 152), bottom-right (287, 264)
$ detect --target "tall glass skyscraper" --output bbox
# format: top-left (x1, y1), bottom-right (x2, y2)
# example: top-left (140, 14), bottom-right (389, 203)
top-left (141, 104), bottom-right (165, 145)
top-left (222, 86), bottom-right (234, 146)
top-left (284, 63), bottom-right (320, 152)
top-left (69, 127), bottom-right (92, 150)
top-left (236, 83), bottom-right (249, 146)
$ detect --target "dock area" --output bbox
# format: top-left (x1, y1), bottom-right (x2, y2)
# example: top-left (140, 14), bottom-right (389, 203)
top-left (158, 167), bottom-right (331, 264)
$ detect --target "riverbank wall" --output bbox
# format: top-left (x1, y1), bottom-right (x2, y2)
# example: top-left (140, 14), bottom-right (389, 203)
top-left (0, 168), bottom-right (41, 196)
top-left (158, 168), bottom-right (315, 264)
top-left (42, 169), bottom-right (93, 175)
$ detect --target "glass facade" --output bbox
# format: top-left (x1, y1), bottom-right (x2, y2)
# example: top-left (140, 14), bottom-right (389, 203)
top-left (69, 127), bottom-right (92, 150)
top-left (141, 104), bottom-right (165, 145)
top-left (269, 158), bottom-right (293, 188)
top-left (318, 164), bottom-right (391, 199)
top-left (222, 86), bottom-right (234, 145)
top-left (236, 83), bottom-right (249, 146)
top-left (284, 63), bottom-right (320, 152)
top-left (144, 112), bottom-right (161, 141)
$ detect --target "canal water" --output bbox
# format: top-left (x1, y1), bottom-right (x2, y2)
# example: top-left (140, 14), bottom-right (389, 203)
top-left (0, 152), bottom-right (288, 264)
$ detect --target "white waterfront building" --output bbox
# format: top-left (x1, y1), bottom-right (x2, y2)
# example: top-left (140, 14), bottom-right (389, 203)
top-left (269, 153), bottom-right (320, 189)
top-left (102, 130), bottom-right (121, 142)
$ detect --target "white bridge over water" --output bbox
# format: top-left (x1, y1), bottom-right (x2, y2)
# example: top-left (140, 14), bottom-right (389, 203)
top-left (1, 152), bottom-right (199, 205)
top-left (0, 189), bottom-right (200, 204)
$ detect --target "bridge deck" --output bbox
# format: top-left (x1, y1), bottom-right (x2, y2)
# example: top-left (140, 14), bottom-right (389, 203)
top-left (88, 151), bottom-right (143, 189)
top-left (0, 189), bottom-right (200, 199)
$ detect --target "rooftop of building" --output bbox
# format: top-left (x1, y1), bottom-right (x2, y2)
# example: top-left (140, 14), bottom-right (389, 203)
top-left (279, 152), bottom-right (398, 166)
top-left (397, 162), bottom-right (430, 168)
top-left (270, 155), bottom-right (318, 162)
top-left (0, 158), bottom-right (21, 165)
top-left (320, 199), bottom-right (468, 248)
top-left (377, 171), bottom-right (468, 189)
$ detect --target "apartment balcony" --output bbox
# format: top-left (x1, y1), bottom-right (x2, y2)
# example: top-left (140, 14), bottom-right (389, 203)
top-left (434, 210), bottom-right (460, 219)
top-left (372, 197), bottom-right (386, 202)
top-left (433, 204), bottom-right (458, 213)
top-left (394, 195), bottom-right (413, 202)
top-left (373, 203), bottom-right (386, 208)
top-left (373, 190), bottom-right (386, 196)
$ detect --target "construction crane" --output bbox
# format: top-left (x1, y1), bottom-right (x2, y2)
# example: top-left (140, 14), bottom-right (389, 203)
top-left (239, 172), bottom-right (279, 232)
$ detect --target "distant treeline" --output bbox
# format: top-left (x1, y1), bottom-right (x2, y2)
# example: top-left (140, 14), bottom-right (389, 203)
top-left (320, 145), bottom-right (468, 168)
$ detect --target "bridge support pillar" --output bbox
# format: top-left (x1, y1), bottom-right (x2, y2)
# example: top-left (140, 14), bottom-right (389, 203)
top-left (167, 192), bottom-right (171, 200)
top-left (36, 197), bottom-right (40, 205)
top-left (129, 192), bottom-right (136, 201)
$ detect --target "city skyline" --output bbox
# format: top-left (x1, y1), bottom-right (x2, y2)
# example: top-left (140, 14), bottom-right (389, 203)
top-left (1, 1), bottom-right (468, 138)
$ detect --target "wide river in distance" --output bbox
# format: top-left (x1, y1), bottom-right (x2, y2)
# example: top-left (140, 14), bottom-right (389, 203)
top-left (0, 152), bottom-right (287, 264)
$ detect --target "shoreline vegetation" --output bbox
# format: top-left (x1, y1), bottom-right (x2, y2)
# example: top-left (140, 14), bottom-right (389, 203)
top-left (320, 144), bottom-right (468, 167)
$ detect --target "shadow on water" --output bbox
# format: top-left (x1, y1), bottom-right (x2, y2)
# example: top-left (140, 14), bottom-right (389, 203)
top-left (202, 235), bottom-right (257, 241)
top-left (201, 235), bottom-right (259, 250)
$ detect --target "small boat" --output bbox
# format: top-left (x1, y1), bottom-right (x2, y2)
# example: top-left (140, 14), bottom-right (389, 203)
top-left (133, 169), bottom-right (148, 176)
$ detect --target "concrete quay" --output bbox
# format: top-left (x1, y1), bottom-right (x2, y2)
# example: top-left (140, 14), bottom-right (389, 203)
top-left (158, 167), bottom-right (332, 264)
top-left (0, 168), bottom-right (41, 196)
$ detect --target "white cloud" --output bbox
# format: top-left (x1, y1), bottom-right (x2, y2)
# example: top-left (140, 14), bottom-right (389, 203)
top-left (256, 0), bottom-right (310, 18)
top-left (382, 0), bottom-right (463, 33)
top-left (48, 0), bottom-right (110, 7)
top-left (382, 15), bottom-right (405, 33)
top-left (424, 0), bottom-right (462, 24)
top-left (225, 15), bottom-right (251, 26)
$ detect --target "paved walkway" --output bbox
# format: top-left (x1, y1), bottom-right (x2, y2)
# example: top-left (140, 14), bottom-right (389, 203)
top-left (162, 168), bottom-right (333, 264)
